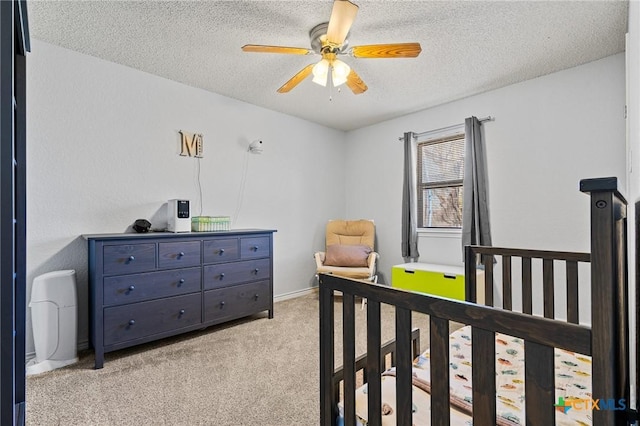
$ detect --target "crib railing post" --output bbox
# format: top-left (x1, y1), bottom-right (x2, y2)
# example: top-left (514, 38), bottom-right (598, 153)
top-left (465, 246), bottom-right (477, 303)
top-left (580, 177), bottom-right (629, 425)
top-left (319, 275), bottom-right (335, 426)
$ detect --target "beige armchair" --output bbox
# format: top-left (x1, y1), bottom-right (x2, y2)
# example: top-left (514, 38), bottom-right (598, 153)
top-left (314, 219), bottom-right (379, 283)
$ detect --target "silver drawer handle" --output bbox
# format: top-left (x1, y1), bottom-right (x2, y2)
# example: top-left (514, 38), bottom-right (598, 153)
top-left (220, 301), bottom-right (226, 307)
top-left (128, 285), bottom-right (135, 292)
top-left (128, 255), bottom-right (135, 262)
top-left (178, 252), bottom-right (185, 257)
top-left (219, 273), bottom-right (225, 279)
top-left (219, 248), bottom-right (225, 255)
top-left (254, 268), bottom-right (259, 274)
top-left (128, 319), bottom-right (135, 326)
top-left (178, 278), bottom-right (185, 285)
top-left (179, 309), bottom-right (185, 315)
top-left (252, 246), bottom-right (259, 251)
top-left (254, 294), bottom-right (259, 300)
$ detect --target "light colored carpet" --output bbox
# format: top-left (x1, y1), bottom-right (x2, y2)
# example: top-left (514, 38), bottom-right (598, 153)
top-left (26, 292), bottom-right (430, 426)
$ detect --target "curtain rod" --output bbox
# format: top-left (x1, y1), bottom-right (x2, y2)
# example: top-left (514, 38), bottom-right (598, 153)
top-left (398, 116), bottom-right (494, 141)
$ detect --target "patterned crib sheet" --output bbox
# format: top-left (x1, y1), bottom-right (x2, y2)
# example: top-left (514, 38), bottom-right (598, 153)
top-left (344, 325), bottom-right (593, 425)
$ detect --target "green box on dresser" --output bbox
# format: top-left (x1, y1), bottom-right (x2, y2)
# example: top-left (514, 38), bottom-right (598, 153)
top-left (84, 229), bottom-right (276, 369)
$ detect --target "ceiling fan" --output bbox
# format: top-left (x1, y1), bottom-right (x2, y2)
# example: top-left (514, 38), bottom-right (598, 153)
top-left (241, 0), bottom-right (422, 95)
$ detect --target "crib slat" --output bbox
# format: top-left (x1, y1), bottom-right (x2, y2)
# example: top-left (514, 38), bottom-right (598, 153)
top-left (525, 341), bottom-right (555, 426)
top-left (396, 307), bottom-right (413, 426)
top-left (472, 327), bottom-right (496, 425)
top-left (502, 255), bottom-right (512, 310)
top-left (483, 257), bottom-right (494, 306)
top-left (412, 330), bottom-right (421, 360)
top-left (319, 283), bottom-right (335, 426)
top-left (465, 246), bottom-right (477, 303)
top-left (522, 257), bottom-right (533, 314)
top-left (430, 317), bottom-right (450, 426)
top-left (566, 261), bottom-right (579, 324)
top-left (343, 293), bottom-right (356, 426)
top-left (366, 300), bottom-right (382, 426)
top-left (543, 259), bottom-right (554, 318)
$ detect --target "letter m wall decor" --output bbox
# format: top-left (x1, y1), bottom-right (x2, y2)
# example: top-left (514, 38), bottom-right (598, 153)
top-left (179, 130), bottom-right (203, 158)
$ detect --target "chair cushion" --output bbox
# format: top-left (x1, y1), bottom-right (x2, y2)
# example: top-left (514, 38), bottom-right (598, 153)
top-left (326, 220), bottom-right (375, 249)
top-left (324, 244), bottom-right (372, 267)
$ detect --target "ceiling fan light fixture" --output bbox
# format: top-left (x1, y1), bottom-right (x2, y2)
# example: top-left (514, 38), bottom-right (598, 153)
top-left (242, 0), bottom-right (421, 95)
top-left (312, 58), bottom-right (330, 86)
top-left (331, 59), bottom-right (351, 87)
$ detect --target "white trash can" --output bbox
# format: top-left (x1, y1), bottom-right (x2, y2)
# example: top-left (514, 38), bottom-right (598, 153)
top-left (26, 270), bottom-right (78, 375)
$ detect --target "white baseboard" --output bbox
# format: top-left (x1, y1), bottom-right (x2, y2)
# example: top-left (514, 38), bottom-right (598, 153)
top-left (274, 287), bottom-right (316, 302)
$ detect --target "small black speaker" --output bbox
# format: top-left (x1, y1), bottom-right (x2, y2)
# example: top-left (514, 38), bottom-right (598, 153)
top-left (133, 219), bottom-right (151, 233)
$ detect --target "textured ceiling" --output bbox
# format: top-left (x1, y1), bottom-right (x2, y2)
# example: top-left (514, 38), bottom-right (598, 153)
top-left (27, 0), bottom-right (628, 131)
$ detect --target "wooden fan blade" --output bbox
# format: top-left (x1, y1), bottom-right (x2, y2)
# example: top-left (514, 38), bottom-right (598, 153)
top-left (351, 43), bottom-right (422, 58)
top-left (242, 44), bottom-right (312, 55)
top-left (277, 64), bottom-right (315, 93)
top-left (345, 69), bottom-right (367, 94)
top-left (326, 0), bottom-right (359, 46)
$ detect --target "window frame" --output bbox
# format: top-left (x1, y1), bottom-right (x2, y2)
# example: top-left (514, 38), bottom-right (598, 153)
top-left (416, 131), bottom-right (465, 231)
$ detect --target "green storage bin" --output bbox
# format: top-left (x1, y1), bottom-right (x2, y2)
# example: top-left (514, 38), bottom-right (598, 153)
top-left (391, 263), bottom-right (467, 301)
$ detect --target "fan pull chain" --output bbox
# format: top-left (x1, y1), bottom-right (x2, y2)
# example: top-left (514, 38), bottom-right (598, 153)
top-left (329, 66), bottom-right (334, 101)
top-left (328, 64), bottom-right (343, 101)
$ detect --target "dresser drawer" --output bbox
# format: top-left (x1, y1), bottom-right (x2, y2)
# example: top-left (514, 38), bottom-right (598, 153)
top-left (204, 280), bottom-right (270, 323)
top-left (158, 241), bottom-right (201, 269)
top-left (203, 238), bottom-right (239, 263)
top-left (103, 293), bottom-right (201, 346)
top-left (203, 258), bottom-right (270, 290)
top-left (240, 236), bottom-right (270, 259)
top-left (103, 243), bottom-right (156, 275)
top-left (103, 267), bottom-right (201, 306)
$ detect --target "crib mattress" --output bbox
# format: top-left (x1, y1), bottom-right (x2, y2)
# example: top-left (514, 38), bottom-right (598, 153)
top-left (340, 326), bottom-right (593, 426)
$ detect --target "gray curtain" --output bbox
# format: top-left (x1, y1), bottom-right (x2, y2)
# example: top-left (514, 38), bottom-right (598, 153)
top-left (462, 117), bottom-right (492, 258)
top-left (401, 132), bottom-right (420, 262)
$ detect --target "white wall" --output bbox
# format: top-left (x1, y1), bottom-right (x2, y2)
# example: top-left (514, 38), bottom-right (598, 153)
top-left (627, 0), bottom-right (640, 204)
top-left (26, 40), bottom-right (628, 356)
top-left (345, 53), bottom-right (627, 294)
top-left (26, 40), bottom-right (346, 354)
top-left (626, 0), bottom-right (640, 405)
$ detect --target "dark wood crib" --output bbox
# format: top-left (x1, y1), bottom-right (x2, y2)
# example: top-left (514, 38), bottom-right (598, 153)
top-left (319, 177), bottom-right (636, 426)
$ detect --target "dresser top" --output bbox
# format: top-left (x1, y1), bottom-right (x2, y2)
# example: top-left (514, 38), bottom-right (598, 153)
top-left (83, 228), bottom-right (277, 241)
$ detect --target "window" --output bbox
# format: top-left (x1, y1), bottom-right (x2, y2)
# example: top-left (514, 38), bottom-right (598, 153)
top-left (417, 133), bottom-right (465, 228)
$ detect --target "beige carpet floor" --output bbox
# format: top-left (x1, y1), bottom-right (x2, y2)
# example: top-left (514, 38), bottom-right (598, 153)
top-left (26, 292), bottom-right (431, 426)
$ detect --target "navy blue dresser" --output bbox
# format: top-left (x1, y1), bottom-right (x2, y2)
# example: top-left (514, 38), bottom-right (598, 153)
top-left (84, 229), bottom-right (276, 368)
